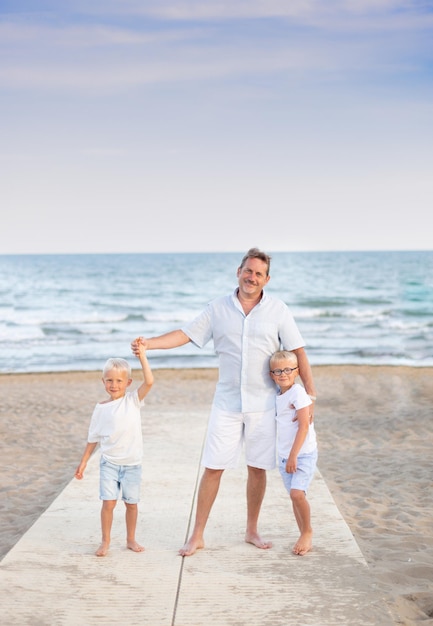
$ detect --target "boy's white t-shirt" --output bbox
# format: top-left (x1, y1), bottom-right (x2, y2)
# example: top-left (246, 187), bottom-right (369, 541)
top-left (275, 383), bottom-right (317, 457)
top-left (87, 389), bottom-right (144, 465)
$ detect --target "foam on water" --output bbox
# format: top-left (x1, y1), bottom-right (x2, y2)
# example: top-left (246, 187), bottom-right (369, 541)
top-left (0, 250), bottom-right (432, 372)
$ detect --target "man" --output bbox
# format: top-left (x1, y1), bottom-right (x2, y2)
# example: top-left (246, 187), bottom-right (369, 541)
top-left (131, 248), bottom-right (316, 556)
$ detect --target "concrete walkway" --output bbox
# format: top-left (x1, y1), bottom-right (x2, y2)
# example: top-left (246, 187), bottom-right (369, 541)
top-left (0, 408), bottom-right (394, 626)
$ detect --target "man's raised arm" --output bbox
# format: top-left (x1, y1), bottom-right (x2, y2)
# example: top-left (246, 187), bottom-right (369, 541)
top-left (131, 330), bottom-right (191, 355)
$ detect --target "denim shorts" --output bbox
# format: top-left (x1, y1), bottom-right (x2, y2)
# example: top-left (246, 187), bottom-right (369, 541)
top-left (278, 449), bottom-right (318, 494)
top-left (99, 457), bottom-right (142, 504)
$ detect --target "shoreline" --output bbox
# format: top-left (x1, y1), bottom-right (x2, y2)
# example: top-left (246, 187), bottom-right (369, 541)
top-left (1, 365), bottom-right (433, 624)
top-left (2, 361), bottom-right (433, 376)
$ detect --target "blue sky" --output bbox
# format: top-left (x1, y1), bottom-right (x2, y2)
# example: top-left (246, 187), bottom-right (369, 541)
top-left (1, 0), bottom-right (432, 254)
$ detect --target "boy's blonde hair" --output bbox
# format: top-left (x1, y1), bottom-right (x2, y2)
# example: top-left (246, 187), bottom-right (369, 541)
top-left (102, 357), bottom-right (131, 377)
top-left (270, 350), bottom-right (298, 368)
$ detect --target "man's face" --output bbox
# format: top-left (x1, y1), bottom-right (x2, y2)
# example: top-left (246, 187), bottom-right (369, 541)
top-left (237, 257), bottom-right (270, 299)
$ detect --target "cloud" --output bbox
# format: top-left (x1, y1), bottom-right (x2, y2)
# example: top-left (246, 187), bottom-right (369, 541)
top-left (1, 1), bottom-right (431, 94)
top-left (1, 0), bottom-right (432, 255)
top-left (115, 0), bottom-right (433, 32)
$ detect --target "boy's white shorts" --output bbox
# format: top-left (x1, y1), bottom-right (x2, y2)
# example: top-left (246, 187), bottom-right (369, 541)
top-left (201, 406), bottom-right (276, 470)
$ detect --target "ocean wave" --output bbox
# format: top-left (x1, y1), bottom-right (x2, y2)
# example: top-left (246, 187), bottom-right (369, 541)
top-left (0, 325), bottom-right (45, 341)
top-left (1, 250), bottom-right (432, 372)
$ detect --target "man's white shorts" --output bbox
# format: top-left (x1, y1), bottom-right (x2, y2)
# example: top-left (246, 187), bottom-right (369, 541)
top-left (201, 406), bottom-right (276, 470)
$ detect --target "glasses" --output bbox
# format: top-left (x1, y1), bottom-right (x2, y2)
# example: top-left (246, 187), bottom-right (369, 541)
top-left (270, 367), bottom-right (298, 376)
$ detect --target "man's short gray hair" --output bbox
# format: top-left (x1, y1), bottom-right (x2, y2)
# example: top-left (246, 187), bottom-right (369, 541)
top-left (239, 247), bottom-right (271, 276)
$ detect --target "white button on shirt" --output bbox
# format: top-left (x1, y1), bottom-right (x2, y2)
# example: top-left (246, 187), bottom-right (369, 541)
top-left (182, 290), bottom-right (305, 413)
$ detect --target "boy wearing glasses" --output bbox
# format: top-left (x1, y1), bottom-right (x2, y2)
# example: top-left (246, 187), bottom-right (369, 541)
top-left (270, 350), bottom-right (318, 556)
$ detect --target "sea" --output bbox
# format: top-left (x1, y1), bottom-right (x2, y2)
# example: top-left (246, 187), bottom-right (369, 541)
top-left (0, 250), bottom-right (432, 374)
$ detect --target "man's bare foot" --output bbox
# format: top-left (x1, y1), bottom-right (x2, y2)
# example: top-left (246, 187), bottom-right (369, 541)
top-left (127, 540), bottom-right (145, 553)
top-left (178, 537), bottom-right (205, 556)
top-left (292, 531), bottom-right (312, 556)
top-left (245, 532), bottom-right (272, 550)
top-left (95, 541), bottom-right (110, 557)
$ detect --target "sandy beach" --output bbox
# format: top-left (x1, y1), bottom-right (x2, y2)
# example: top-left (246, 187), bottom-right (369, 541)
top-left (1, 365), bottom-right (432, 625)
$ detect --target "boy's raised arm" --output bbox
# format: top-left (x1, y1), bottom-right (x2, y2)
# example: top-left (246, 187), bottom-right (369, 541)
top-left (135, 341), bottom-right (154, 401)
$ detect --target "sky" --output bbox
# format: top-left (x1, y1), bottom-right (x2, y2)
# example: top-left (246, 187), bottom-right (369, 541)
top-left (1, 0), bottom-right (432, 254)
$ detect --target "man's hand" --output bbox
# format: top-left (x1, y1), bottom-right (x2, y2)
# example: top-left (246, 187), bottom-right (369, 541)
top-left (131, 336), bottom-right (147, 356)
top-left (292, 400), bottom-right (315, 424)
top-left (309, 400), bottom-right (315, 423)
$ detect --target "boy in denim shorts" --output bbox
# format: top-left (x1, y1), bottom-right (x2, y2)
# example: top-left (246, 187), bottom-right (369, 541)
top-left (270, 350), bottom-right (318, 556)
top-left (75, 343), bottom-right (153, 557)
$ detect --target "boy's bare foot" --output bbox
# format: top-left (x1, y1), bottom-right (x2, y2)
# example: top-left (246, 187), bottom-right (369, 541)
top-left (245, 532), bottom-right (273, 550)
top-left (127, 540), bottom-right (145, 553)
top-left (292, 531), bottom-right (312, 556)
top-left (178, 538), bottom-right (205, 556)
top-left (96, 541), bottom-right (110, 557)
